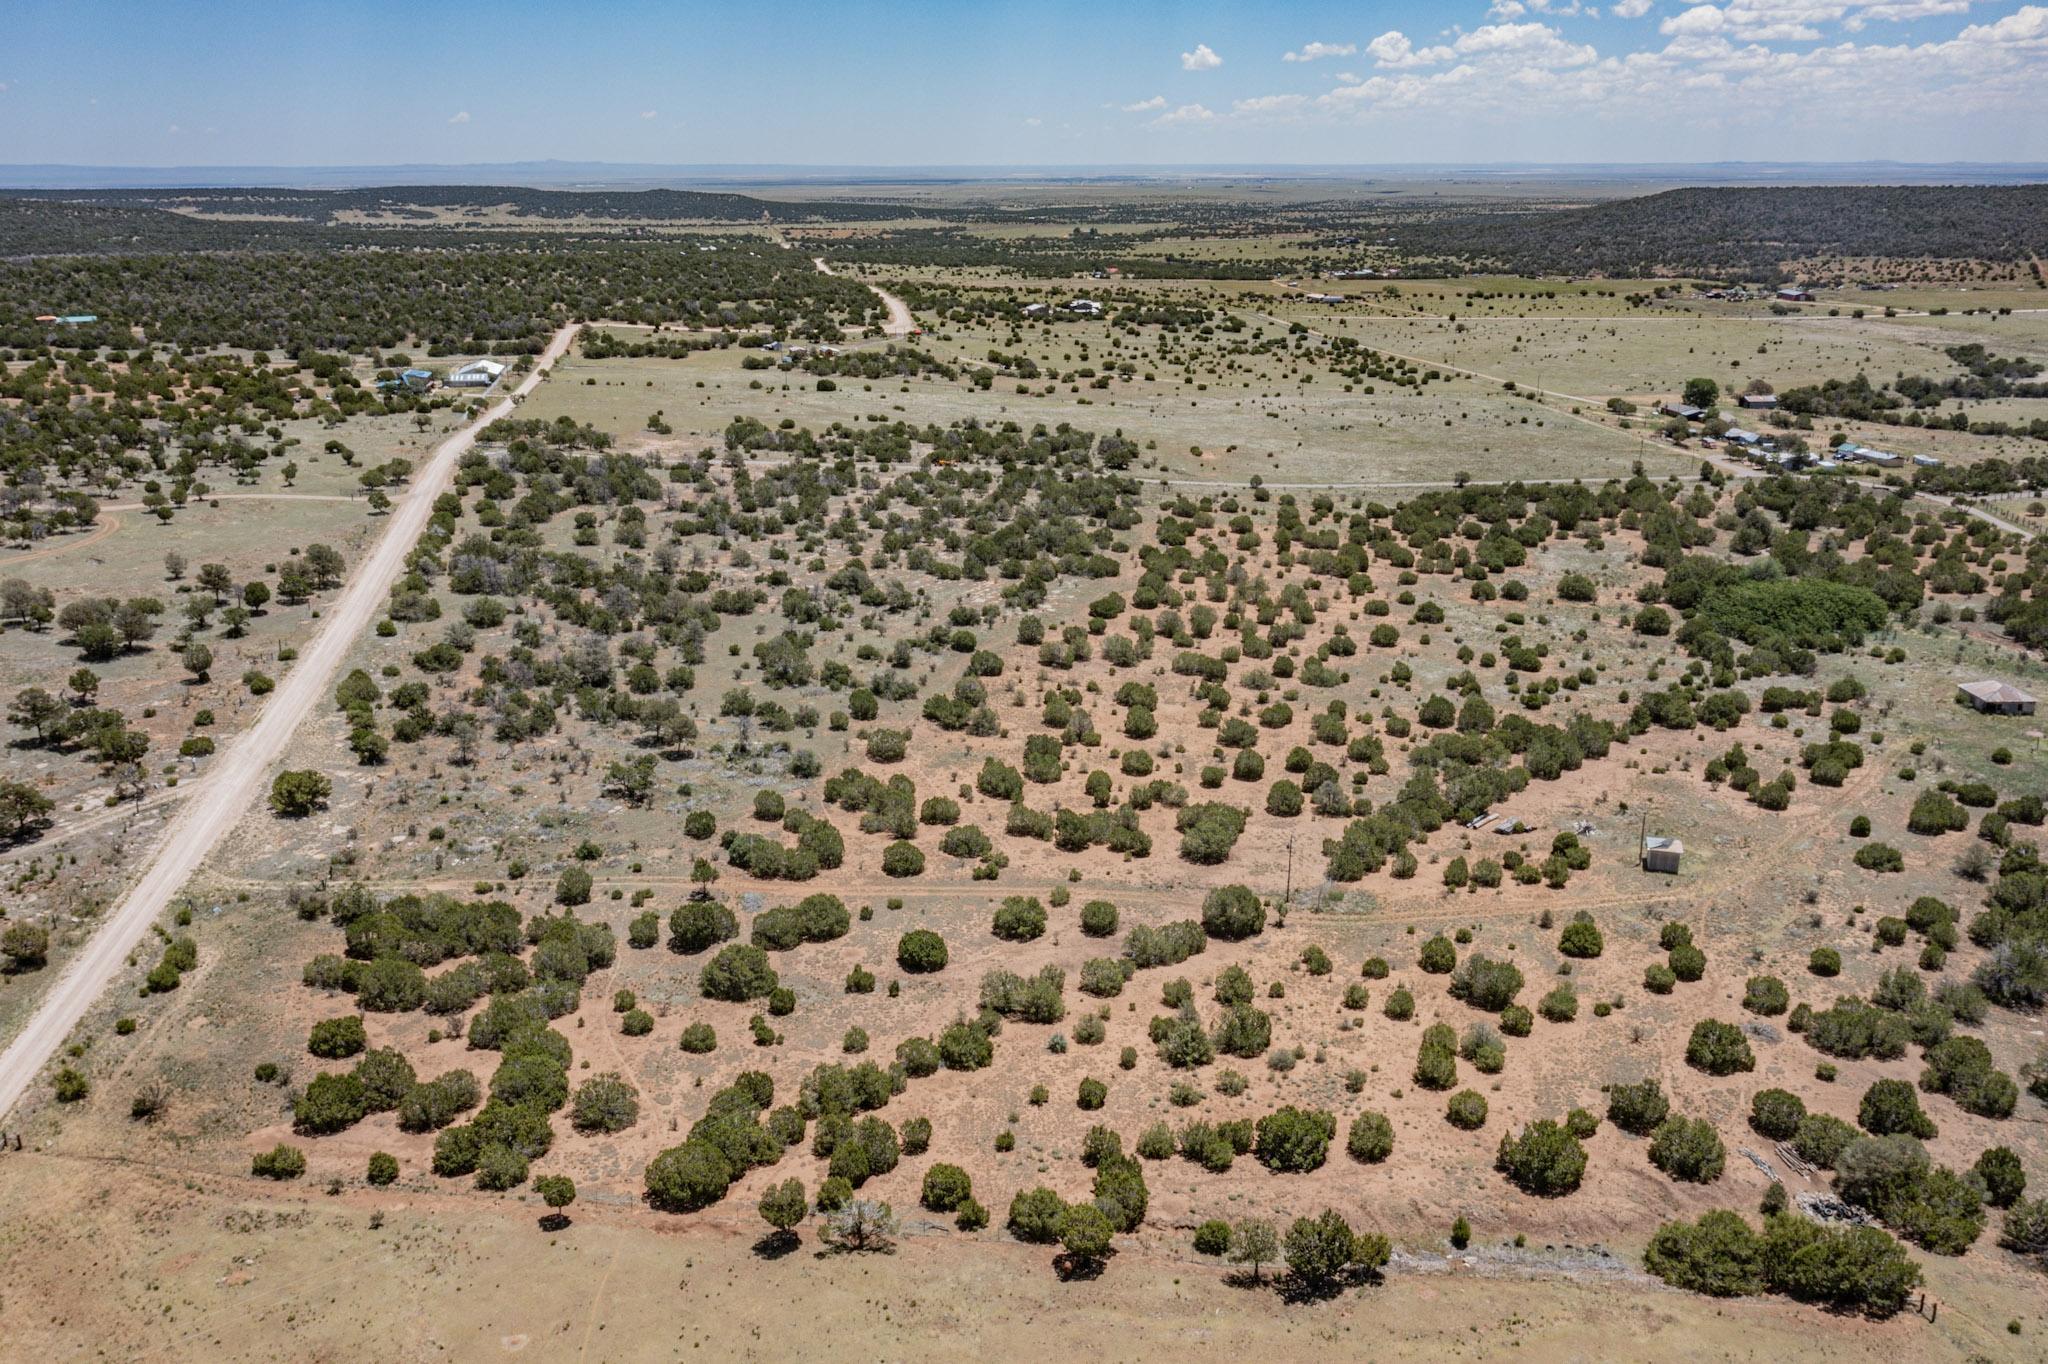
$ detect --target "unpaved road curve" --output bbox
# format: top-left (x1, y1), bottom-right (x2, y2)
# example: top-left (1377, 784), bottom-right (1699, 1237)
top-left (0, 325), bottom-right (579, 1120)
top-left (813, 256), bottom-right (914, 337)
top-left (0, 512), bottom-right (122, 568)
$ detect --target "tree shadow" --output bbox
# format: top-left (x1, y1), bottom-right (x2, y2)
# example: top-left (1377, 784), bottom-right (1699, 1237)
top-left (1273, 1266), bottom-right (1385, 1304)
top-left (539, 1212), bottom-right (571, 1232)
top-left (1052, 1250), bottom-right (1111, 1281)
top-left (752, 1230), bottom-right (800, 1260)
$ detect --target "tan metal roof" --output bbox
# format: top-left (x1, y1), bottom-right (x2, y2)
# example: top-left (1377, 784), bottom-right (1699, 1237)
top-left (1960, 680), bottom-right (2037, 705)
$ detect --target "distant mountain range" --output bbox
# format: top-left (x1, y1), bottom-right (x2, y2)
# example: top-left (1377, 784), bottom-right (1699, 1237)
top-left (2, 160), bottom-right (2046, 191)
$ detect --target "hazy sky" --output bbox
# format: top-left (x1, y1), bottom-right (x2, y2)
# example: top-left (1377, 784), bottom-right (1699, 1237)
top-left (4, 0), bottom-right (2046, 166)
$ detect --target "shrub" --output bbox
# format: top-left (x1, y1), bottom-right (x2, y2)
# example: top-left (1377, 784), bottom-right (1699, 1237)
top-left (1449, 955), bottom-right (1524, 1012)
top-left (1080, 900), bottom-right (1119, 937)
top-left (1750, 1089), bottom-right (1807, 1141)
top-left (1975, 1147), bottom-right (2026, 1209)
top-left (678, 1022), bottom-right (717, 1054)
top-left (992, 897), bottom-right (1047, 942)
top-left (1644, 1210), bottom-right (1763, 1298)
top-left (1495, 1120), bottom-right (1587, 1195)
top-left (1194, 1219), bottom-right (1234, 1256)
top-left (1857, 1079), bottom-right (1937, 1139)
top-left (1538, 985), bottom-right (1578, 1023)
top-left (920, 1163), bottom-right (972, 1213)
top-left (1853, 843), bottom-right (1904, 873)
top-left (896, 929), bottom-right (948, 973)
top-left (1347, 1111), bottom-right (1394, 1163)
top-left (880, 841), bottom-right (924, 878)
top-left (699, 945), bottom-right (778, 1001)
top-left (1919, 1036), bottom-right (2018, 1119)
top-left (1200, 884), bottom-right (1265, 941)
top-left (1608, 1078), bottom-right (1671, 1136)
top-left (251, 1144), bottom-right (307, 1180)
top-left (1007, 1187), bottom-right (1068, 1244)
top-left (1686, 1020), bottom-right (1756, 1076)
top-left (1669, 943), bottom-right (1707, 982)
top-left (1418, 934), bottom-right (1457, 973)
top-left (644, 1140), bottom-right (735, 1212)
top-left (1447, 1090), bottom-right (1489, 1130)
top-left (668, 901), bottom-right (738, 954)
top-left (1558, 918), bottom-right (1604, 959)
top-left (1743, 975), bottom-right (1790, 1016)
top-left (1793, 1113), bottom-right (1861, 1169)
top-left (1650, 1116), bottom-right (1727, 1183)
top-left (308, 1015), bottom-right (367, 1059)
top-left (1254, 1106), bottom-right (1336, 1173)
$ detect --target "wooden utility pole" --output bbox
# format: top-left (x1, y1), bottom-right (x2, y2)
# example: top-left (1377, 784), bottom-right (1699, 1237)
top-left (1283, 834), bottom-right (1296, 910)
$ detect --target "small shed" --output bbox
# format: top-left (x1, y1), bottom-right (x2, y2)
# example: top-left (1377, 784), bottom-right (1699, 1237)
top-left (1642, 836), bottom-right (1683, 874)
top-left (1958, 680), bottom-right (2038, 716)
top-left (1737, 393), bottom-right (1778, 410)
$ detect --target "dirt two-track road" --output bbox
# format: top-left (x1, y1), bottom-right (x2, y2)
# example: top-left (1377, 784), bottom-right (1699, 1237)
top-left (0, 325), bottom-right (581, 1121)
top-left (813, 256), bottom-right (915, 337)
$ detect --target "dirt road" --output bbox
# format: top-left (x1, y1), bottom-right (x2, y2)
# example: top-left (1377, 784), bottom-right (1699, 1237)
top-left (0, 326), bottom-right (580, 1121)
top-left (813, 256), bottom-right (915, 337)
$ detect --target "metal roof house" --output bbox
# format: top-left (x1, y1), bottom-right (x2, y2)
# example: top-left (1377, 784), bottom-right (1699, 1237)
top-left (1737, 393), bottom-right (1778, 410)
top-left (1659, 402), bottom-right (1704, 421)
top-left (1641, 836), bottom-right (1683, 874)
top-left (1958, 680), bottom-right (2038, 716)
top-left (1776, 287), bottom-right (1815, 303)
top-left (446, 359), bottom-right (507, 389)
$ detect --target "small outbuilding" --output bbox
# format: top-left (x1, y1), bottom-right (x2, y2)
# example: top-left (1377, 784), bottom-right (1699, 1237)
top-left (1737, 393), bottom-right (1778, 410)
top-left (1958, 680), bottom-right (2038, 716)
top-left (1642, 835), bottom-right (1683, 874)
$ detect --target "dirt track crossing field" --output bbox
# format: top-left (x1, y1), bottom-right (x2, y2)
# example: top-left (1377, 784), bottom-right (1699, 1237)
top-left (0, 326), bottom-right (580, 1121)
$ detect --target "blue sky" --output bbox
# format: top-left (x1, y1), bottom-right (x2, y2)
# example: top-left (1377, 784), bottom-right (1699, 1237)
top-left (3, 0), bottom-right (2045, 167)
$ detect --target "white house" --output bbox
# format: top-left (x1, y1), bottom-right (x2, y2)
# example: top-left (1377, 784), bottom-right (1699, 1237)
top-left (447, 359), bottom-right (507, 389)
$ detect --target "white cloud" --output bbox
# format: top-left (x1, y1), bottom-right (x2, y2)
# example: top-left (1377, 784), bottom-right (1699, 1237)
top-left (1120, 94), bottom-right (1168, 112)
top-left (1489, 0), bottom-right (1528, 15)
top-left (1023, 116), bottom-right (1043, 126)
top-left (1611, 0), bottom-right (1654, 14)
top-left (640, 109), bottom-right (657, 119)
top-left (1180, 43), bottom-right (1223, 70)
top-left (1660, 4), bottom-right (1726, 35)
top-left (1284, 41), bottom-right (1357, 61)
top-left (1152, 101), bottom-right (1217, 125)
top-left (1846, 0), bottom-right (1970, 27)
top-left (166, 124), bottom-right (182, 135)
top-left (448, 110), bottom-right (471, 124)
top-left (1232, 93), bottom-right (1311, 118)
top-left (1367, 31), bottom-right (1423, 65)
